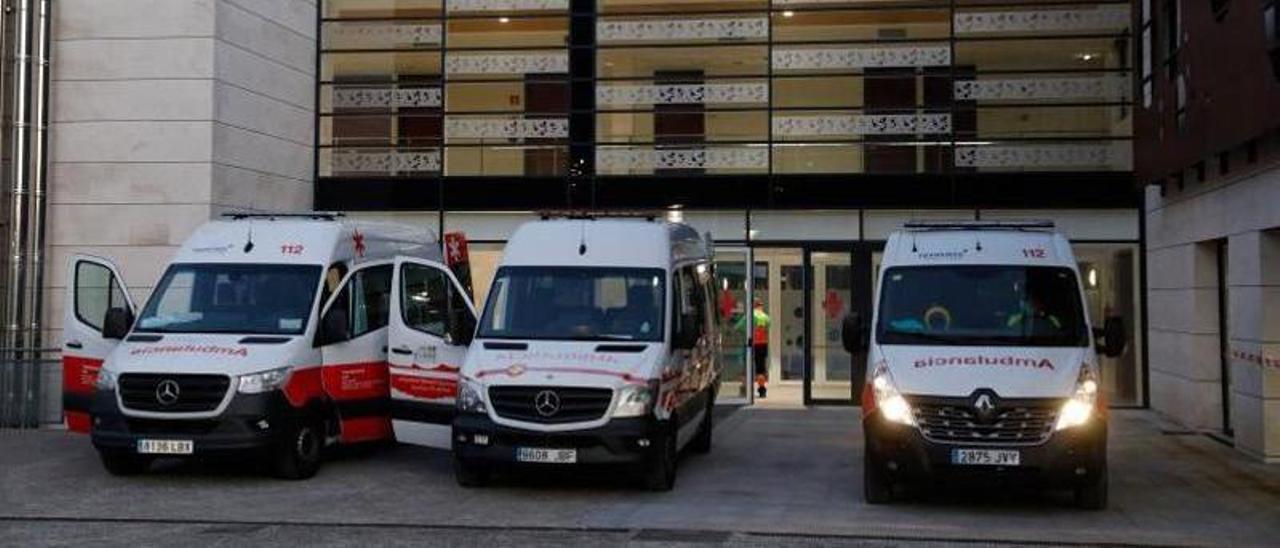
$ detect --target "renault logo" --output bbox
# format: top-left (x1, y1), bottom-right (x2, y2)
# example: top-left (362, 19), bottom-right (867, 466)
top-left (973, 393), bottom-right (997, 419)
top-left (155, 379), bottom-right (181, 406)
top-left (534, 390), bottom-right (561, 417)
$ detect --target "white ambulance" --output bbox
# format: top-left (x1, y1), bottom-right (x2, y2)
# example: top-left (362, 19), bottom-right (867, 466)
top-left (451, 216), bottom-right (721, 491)
top-left (62, 213), bottom-right (477, 479)
top-left (846, 221), bottom-right (1125, 509)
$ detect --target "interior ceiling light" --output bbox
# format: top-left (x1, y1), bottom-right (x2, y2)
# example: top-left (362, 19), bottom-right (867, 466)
top-left (782, 10), bottom-right (795, 17)
top-left (499, 16), bottom-right (511, 23)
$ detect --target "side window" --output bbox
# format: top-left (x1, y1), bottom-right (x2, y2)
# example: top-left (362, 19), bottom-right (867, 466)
top-left (75, 261), bottom-right (127, 331)
top-left (401, 263), bottom-right (451, 337)
top-left (319, 262), bottom-right (349, 309)
top-left (674, 266), bottom-right (706, 339)
top-left (349, 265), bottom-right (393, 338)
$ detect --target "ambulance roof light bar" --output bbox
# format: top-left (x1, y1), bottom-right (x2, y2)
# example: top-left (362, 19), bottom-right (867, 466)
top-left (903, 219), bottom-right (1055, 233)
top-left (221, 212), bottom-right (346, 221)
top-left (538, 210), bottom-right (660, 222)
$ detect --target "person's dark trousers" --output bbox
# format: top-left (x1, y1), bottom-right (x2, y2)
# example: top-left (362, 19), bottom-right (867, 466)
top-left (753, 343), bottom-right (768, 398)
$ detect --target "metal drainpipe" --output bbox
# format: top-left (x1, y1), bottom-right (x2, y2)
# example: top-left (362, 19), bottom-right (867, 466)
top-left (26, 0), bottom-right (52, 356)
top-left (6, 0), bottom-right (34, 357)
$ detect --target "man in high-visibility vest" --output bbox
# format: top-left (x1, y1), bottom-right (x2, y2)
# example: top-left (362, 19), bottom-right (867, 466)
top-left (747, 298), bottom-right (771, 399)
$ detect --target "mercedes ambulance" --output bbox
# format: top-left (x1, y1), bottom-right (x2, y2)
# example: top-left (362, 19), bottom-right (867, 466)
top-left (62, 213), bottom-right (477, 479)
top-left (845, 221), bottom-right (1125, 509)
top-left (451, 216), bottom-right (721, 491)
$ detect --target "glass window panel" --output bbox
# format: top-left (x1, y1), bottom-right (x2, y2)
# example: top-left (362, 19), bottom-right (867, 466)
top-left (773, 76), bottom-right (864, 108)
top-left (772, 143), bottom-right (951, 174)
top-left (956, 38), bottom-right (1129, 72)
top-left (596, 110), bottom-right (768, 143)
top-left (445, 145), bottom-right (567, 176)
top-left (323, 20), bottom-right (442, 51)
top-left (444, 115), bottom-right (568, 144)
top-left (446, 16), bottom-right (568, 49)
top-left (771, 8), bottom-right (951, 43)
top-left (324, 0), bottom-right (442, 18)
top-left (953, 140), bottom-right (1132, 172)
top-left (321, 114), bottom-right (443, 146)
top-left (595, 145), bottom-right (769, 175)
top-left (446, 81), bottom-right (569, 113)
top-left (447, 0), bottom-right (568, 15)
top-left (599, 45), bottom-right (769, 78)
top-left (772, 143), bottom-right (863, 174)
top-left (321, 83), bottom-right (443, 114)
top-left (600, 0), bottom-right (767, 15)
top-left (596, 78), bottom-right (768, 109)
top-left (955, 73), bottom-right (1131, 104)
top-left (323, 51), bottom-right (442, 81)
top-left (772, 110), bottom-right (952, 142)
top-left (445, 50), bottom-right (568, 80)
top-left (967, 105), bottom-right (1132, 139)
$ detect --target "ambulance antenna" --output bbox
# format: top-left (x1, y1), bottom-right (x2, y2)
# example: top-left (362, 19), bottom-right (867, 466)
top-left (578, 220), bottom-right (588, 256)
top-left (910, 232), bottom-right (918, 253)
top-left (243, 220), bottom-right (255, 253)
top-left (975, 235), bottom-right (983, 252)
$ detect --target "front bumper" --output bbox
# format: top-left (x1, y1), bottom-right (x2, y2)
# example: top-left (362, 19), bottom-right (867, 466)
top-left (453, 413), bottom-right (661, 466)
top-left (864, 412), bottom-right (1107, 487)
top-left (90, 389), bottom-right (307, 455)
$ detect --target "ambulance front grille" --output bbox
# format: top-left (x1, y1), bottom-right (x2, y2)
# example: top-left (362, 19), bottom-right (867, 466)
top-left (910, 397), bottom-right (1060, 446)
top-left (489, 386), bottom-right (614, 424)
top-left (118, 373), bottom-right (230, 413)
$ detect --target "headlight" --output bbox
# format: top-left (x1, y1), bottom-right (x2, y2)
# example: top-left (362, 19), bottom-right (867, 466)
top-left (457, 378), bottom-right (487, 415)
top-left (870, 365), bottom-right (915, 426)
top-left (1055, 365), bottom-right (1100, 431)
top-left (95, 369), bottom-right (117, 391)
top-left (237, 366), bottom-right (292, 394)
top-left (613, 382), bottom-right (656, 418)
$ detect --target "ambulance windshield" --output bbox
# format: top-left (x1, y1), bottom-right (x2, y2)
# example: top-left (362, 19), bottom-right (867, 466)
top-left (479, 266), bottom-right (666, 342)
top-left (876, 265), bottom-right (1088, 347)
top-left (134, 263), bottom-right (322, 335)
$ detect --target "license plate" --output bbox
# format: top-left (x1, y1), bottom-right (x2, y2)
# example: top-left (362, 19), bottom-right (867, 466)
top-left (516, 447), bottom-right (577, 464)
top-left (951, 448), bottom-right (1020, 466)
top-left (136, 439), bottom-right (194, 455)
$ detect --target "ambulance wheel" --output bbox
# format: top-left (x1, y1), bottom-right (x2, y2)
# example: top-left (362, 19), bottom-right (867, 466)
top-left (453, 457), bottom-right (490, 488)
top-left (1074, 466), bottom-right (1108, 510)
top-left (272, 418), bottom-right (322, 480)
top-left (689, 394), bottom-right (714, 455)
top-left (863, 448), bottom-right (894, 504)
top-left (643, 421), bottom-right (678, 492)
top-left (99, 450), bottom-right (151, 476)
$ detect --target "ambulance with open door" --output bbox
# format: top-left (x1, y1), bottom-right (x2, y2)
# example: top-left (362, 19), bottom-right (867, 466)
top-left (846, 220), bottom-right (1125, 509)
top-left (62, 213), bottom-right (477, 478)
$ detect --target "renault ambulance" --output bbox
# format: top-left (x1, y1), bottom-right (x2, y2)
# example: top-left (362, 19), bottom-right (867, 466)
top-left (451, 216), bottom-right (721, 491)
top-left (62, 213), bottom-right (477, 479)
top-left (846, 221), bottom-right (1125, 509)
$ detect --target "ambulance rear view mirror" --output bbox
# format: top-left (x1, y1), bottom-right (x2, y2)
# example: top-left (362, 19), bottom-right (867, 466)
top-left (1095, 316), bottom-right (1126, 358)
top-left (841, 312), bottom-right (868, 353)
top-left (447, 309), bottom-right (475, 347)
top-left (102, 307), bottom-right (133, 340)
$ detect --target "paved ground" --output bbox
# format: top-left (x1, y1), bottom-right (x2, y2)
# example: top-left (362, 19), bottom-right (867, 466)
top-left (2, 408), bottom-right (1279, 547)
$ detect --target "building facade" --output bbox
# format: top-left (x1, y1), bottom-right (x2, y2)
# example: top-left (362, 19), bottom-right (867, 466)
top-left (12, 1), bottom-right (1150, 435)
top-left (1136, 0), bottom-right (1280, 460)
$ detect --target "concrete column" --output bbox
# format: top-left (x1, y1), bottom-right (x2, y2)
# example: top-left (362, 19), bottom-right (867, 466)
top-left (1226, 230), bottom-right (1280, 460)
top-left (41, 0), bottom-right (317, 422)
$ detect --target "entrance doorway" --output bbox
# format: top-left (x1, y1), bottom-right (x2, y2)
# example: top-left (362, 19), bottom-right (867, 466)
top-left (745, 245), bottom-right (875, 406)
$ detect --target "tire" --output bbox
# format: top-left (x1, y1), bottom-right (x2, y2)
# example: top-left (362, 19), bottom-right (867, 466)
top-left (1074, 466), bottom-right (1108, 510)
top-left (99, 450), bottom-right (151, 476)
top-left (863, 443), bottom-right (894, 504)
top-left (453, 456), bottom-right (490, 488)
top-left (271, 417), bottom-right (323, 480)
top-left (689, 395), bottom-right (714, 455)
top-left (643, 421), bottom-right (678, 492)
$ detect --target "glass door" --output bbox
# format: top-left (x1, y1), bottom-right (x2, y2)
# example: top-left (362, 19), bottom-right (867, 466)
top-left (807, 250), bottom-right (854, 403)
top-left (713, 247), bottom-right (752, 403)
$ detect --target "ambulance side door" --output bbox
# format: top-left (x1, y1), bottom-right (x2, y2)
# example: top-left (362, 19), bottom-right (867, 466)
top-left (316, 260), bottom-right (394, 444)
top-left (62, 255), bottom-right (136, 433)
top-left (387, 256), bottom-right (477, 448)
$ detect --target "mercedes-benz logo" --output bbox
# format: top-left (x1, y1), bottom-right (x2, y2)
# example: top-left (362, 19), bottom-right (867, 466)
top-left (155, 379), bottom-right (181, 406)
top-left (534, 390), bottom-right (561, 417)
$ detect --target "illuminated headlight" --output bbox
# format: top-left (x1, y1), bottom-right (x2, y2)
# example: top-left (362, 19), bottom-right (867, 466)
top-left (457, 378), bottom-right (487, 415)
top-left (613, 382), bottom-right (657, 418)
top-left (1055, 366), bottom-right (1100, 431)
top-left (237, 366), bottom-right (291, 394)
top-left (871, 365), bottom-right (915, 426)
top-left (94, 369), bottom-right (117, 391)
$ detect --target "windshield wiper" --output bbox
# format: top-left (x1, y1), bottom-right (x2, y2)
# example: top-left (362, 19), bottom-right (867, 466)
top-left (887, 331), bottom-right (969, 344)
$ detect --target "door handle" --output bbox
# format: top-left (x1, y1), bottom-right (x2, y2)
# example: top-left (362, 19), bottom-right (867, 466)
top-left (390, 347), bottom-right (413, 355)
top-left (66, 341), bottom-right (83, 349)
top-left (380, 345), bottom-right (388, 354)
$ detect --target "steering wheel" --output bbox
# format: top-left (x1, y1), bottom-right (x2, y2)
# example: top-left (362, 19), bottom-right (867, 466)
top-left (923, 305), bottom-right (952, 331)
